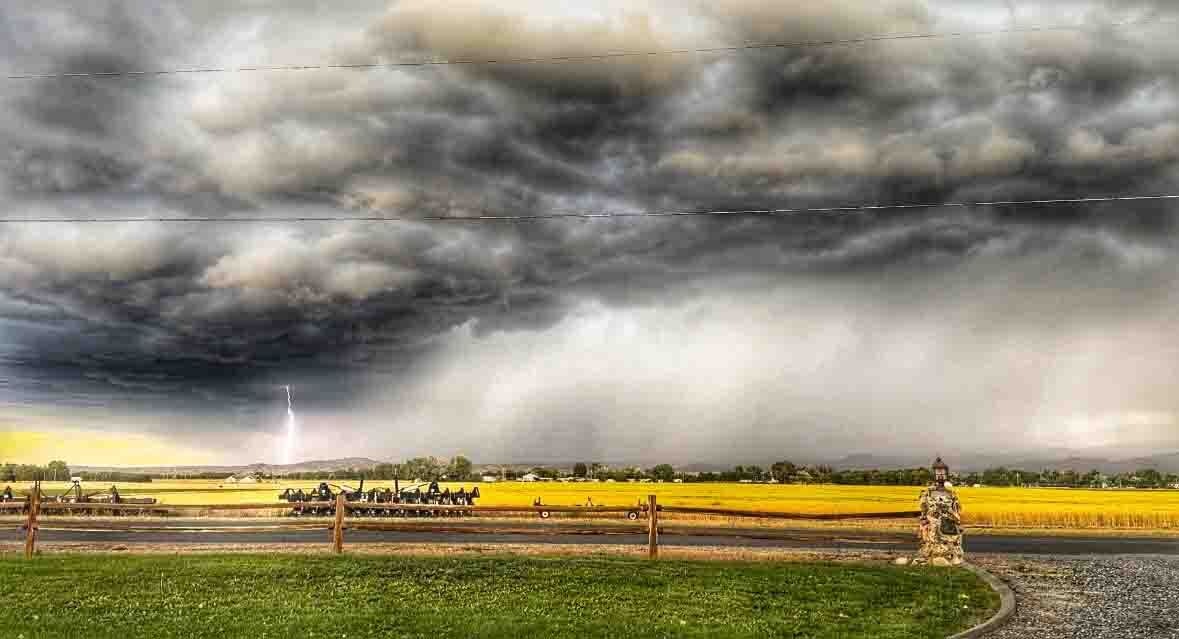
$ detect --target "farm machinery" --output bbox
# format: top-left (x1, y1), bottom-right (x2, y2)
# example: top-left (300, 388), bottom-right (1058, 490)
top-left (48, 479), bottom-right (157, 507)
top-left (0, 479), bottom-right (157, 515)
top-left (279, 478), bottom-right (481, 517)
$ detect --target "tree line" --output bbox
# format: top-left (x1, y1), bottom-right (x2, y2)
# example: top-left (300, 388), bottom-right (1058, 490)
top-left (1, 461), bottom-right (156, 483)
top-left (276, 456), bottom-right (475, 482)
top-left (1, 461), bottom-right (71, 482)
top-left (492, 461), bottom-right (1179, 489)
top-left (963, 467), bottom-right (1179, 489)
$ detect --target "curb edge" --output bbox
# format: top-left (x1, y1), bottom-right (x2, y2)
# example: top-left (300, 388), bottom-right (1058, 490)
top-left (946, 562), bottom-right (1017, 639)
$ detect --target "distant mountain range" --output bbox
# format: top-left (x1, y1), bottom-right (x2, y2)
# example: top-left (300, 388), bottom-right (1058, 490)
top-left (70, 450), bottom-right (1179, 475)
top-left (830, 451), bottom-right (1179, 474)
top-left (72, 457), bottom-right (385, 475)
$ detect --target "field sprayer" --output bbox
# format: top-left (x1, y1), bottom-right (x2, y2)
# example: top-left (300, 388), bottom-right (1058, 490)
top-left (0, 479), bottom-right (158, 515)
top-left (279, 478), bottom-right (481, 517)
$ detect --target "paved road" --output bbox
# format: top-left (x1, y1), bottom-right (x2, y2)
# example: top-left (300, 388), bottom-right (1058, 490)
top-left (5, 519), bottom-right (1178, 555)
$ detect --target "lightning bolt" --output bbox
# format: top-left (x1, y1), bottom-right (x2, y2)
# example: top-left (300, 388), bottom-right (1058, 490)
top-left (282, 385), bottom-right (297, 465)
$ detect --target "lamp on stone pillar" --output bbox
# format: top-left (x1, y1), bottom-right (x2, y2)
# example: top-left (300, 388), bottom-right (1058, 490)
top-left (933, 456), bottom-right (949, 487)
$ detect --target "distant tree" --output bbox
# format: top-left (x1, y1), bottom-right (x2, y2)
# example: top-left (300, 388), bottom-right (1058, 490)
top-left (402, 457), bottom-right (443, 481)
top-left (980, 467), bottom-right (1010, 486)
top-left (650, 464), bottom-right (675, 482)
top-left (1136, 468), bottom-right (1163, 488)
top-left (447, 456), bottom-right (473, 480)
top-left (46, 460), bottom-right (70, 481)
top-left (770, 461), bottom-right (797, 482)
top-left (573, 463), bottom-right (588, 478)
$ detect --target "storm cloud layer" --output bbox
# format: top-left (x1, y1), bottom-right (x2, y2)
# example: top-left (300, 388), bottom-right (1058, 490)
top-left (3, 1), bottom-right (1179, 463)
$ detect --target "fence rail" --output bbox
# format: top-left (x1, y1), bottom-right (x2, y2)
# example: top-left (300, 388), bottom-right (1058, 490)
top-left (1, 500), bottom-right (919, 519)
top-left (660, 506), bottom-right (922, 520)
top-left (7, 490), bottom-right (919, 558)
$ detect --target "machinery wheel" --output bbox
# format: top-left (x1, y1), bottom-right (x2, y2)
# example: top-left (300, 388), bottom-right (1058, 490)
top-left (626, 511), bottom-right (639, 521)
top-left (539, 510), bottom-right (551, 519)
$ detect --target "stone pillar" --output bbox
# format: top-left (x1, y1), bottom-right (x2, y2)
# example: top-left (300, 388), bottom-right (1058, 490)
top-left (914, 457), bottom-right (964, 566)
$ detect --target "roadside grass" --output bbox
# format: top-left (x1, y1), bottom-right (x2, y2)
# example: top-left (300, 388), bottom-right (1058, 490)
top-left (0, 554), bottom-right (996, 639)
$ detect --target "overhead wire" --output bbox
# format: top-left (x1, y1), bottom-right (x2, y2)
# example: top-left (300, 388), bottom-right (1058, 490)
top-left (5, 18), bottom-right (1176, 80)
top-left (2, 194), bottom-right (1177, 224)
top-left (3, 17), bottom-right (1177, 225)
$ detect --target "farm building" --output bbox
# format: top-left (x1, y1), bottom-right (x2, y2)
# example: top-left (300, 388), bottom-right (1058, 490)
top-left (481, 475), bottom-right (498, 483)
top-left (238, 476), bottom-right (258, 484)
top-left (519, 473), bottom-right (539, 482)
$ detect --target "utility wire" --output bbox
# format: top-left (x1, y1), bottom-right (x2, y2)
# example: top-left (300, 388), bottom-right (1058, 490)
top-left (6, 19), bottom-right (1174, 80)
top-left (3, 194), bottom-right (1177, 224)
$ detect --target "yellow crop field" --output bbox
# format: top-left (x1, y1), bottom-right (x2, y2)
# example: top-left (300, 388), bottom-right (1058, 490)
top-left (11, 479), bottom-right (1179, 531)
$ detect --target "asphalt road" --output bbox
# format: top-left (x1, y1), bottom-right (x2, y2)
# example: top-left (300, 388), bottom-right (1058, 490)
top-left (5, 519), bottom-right (1178, 555)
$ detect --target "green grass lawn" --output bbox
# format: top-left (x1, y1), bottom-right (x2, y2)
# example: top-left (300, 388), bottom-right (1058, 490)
top-left (0, 554), bottom-right (996, 639)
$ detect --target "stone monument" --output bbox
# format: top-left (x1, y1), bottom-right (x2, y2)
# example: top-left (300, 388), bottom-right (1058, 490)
top-left (916, 456), bottom-right (964, 566)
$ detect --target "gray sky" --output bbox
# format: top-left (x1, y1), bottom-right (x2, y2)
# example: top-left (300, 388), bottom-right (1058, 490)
top-left (3, 0), bottom-right (1179, 465)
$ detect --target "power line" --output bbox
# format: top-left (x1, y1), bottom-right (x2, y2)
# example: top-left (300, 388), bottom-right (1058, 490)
top-left (3, 194), bottom-right (1177, 224)
top-left (6, 19), bottom-right (1174, 80)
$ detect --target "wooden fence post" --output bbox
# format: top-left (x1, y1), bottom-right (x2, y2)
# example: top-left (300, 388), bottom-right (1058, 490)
top-left (24, 481), bottom-right (40, 559)
top-left (333, 493), bottom-right (346, 554)
top-left (648, 494), bottom-right (658, 560)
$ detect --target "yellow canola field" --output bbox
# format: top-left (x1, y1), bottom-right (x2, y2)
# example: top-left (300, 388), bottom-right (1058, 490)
top-left (14, 480), bottom-right (1179, 530)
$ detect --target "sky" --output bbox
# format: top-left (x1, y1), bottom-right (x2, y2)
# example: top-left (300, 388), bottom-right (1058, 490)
top-left (3, 0), bottom-right (1179, 466)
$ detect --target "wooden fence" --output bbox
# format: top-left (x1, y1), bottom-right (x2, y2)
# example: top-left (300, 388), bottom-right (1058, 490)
top-left (5, 489), bottom-right (919, 559)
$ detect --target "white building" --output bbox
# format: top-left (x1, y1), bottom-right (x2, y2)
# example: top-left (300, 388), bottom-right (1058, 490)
top-left (519, 473), bottom-right (539, 482)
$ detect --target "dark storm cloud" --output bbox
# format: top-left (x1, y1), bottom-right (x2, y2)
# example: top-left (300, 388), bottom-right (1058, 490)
top-left (3, 0), bottom-right (1179, 460)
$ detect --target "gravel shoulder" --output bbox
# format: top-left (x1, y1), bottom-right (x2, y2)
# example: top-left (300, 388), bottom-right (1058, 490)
top-left (974, 554), bottom-right (1179, 639)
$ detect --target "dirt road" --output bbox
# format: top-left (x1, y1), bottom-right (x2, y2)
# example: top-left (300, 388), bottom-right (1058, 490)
top-left (5, 519), bottom-right (1178, 555)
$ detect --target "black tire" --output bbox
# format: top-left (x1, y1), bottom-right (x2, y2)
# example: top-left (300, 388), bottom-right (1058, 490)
top-left (626, 511), bottom-right (639, 521)
top-left (539, 510), bottom-right (551, 519)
